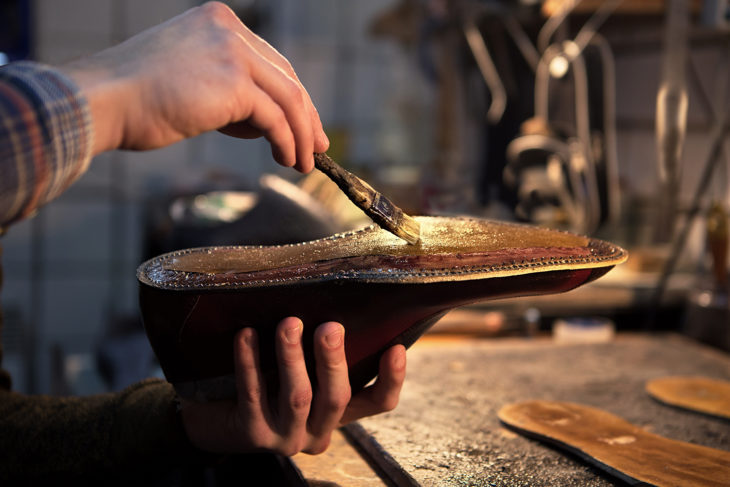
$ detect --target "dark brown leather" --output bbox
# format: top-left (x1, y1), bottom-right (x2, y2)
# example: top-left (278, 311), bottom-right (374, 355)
top-left (137, 217), bottom-right (627, 401)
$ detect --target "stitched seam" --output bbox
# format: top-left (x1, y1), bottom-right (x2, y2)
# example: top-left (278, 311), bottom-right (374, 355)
top-left (141, 248), bottom-right (624, 290)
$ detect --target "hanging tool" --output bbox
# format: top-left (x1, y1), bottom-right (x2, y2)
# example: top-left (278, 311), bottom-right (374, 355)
top-left (655, 0), bottom-right (689, 242)
top-left (462, 18), bottom-right (507, 124)
top-left (504, 0), bottom-right (622, 233)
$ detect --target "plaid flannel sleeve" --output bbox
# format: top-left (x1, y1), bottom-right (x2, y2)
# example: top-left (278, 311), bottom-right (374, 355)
top-left (0, 61), bottom-right (94, 232)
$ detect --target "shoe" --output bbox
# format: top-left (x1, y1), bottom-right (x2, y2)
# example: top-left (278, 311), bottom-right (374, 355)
top-left (137, 216), bottom-right (627, 401)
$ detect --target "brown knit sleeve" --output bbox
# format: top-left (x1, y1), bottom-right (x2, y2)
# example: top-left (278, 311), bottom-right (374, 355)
top-left (0, 378), bottom-right (207, 484)
top-left (1, 243), bottom-right (212, 482)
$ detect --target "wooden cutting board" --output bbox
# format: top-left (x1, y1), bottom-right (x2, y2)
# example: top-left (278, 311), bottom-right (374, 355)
top-left (498, 400), bottom-right (730, 487)
top-left (646, 376), bottom-right (730, 420)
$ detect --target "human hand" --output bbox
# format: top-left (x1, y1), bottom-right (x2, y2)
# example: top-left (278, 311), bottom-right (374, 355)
top-left (179, 317), bottom-right (407, 455)
top-left (61, 2), bottom-right (328, 172)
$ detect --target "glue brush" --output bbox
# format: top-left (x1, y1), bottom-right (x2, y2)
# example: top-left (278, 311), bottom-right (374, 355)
top-left (313, 152), bottom-right (421, 245)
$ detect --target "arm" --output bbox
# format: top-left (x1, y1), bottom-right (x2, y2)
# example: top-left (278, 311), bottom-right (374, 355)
top-left (0, 1), bottom-right (328, 229)
top-left (0, 380), bottom-right (197, 483)
top-left (60, 1), bottom-right (329, 172)
top-left (0, 62), bottom-right (94, 229)
top-left (0, 0), bottom-right (405, 467)
top-left (0, 318), bottom-right (405, 482)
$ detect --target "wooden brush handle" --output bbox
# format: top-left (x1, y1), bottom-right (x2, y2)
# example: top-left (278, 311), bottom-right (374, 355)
top-left (313, 152), bottom-right (421, 245)
top-left (313, 152), bottom-right (375, 208)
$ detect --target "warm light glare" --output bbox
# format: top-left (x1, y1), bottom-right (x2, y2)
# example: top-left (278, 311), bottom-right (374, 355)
top-left (549, 54), bottom-right (569, 78)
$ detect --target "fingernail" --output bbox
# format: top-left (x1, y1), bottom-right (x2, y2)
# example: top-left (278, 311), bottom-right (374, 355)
top-left (244, 329), bottom-right (256, 348)
top-left (285, 324), bottom-right (302, 344)
top-left (325, 329), bottom-right (342, 348)
top-left (394, 350), bottom-right (405, 369)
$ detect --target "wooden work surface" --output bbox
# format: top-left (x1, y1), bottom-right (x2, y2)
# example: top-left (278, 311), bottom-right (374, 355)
top-left (293, 428), bottom-right (387, 486)
top-left (304, 333), bottom-right (730, 486)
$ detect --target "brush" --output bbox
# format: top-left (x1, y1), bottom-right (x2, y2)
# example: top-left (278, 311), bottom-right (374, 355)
top-left (314, 152), bottom-right (421, 245)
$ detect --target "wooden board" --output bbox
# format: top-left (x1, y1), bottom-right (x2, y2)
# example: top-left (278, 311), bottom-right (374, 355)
top-left (646, 376), bottom-right (730, 420)
top-left (292, 428), bottom-right (388, 486)
top-left (498, 400), bottom-right (730, 487)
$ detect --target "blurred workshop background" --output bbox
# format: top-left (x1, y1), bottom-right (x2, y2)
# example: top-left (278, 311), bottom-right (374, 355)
top-left (1, 0), bottom-right (729, 396)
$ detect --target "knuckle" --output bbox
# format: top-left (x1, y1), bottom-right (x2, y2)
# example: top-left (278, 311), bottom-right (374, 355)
top-left (200, 1), bottom-right (235, 23)
top-left (278, 437), bottom-right (305, 457)
top-left (288, 387), bottom-right (313, 412)
top-left (283, 79), bottom-right (306, 105)
top-left (284, 64), bottom-right (298, 81)
top-left (216, 30), bottom-right (245, 60)
top-left (280, 445), bottom-right (298, 457)
top-left (276, 57), bottom-right (297, 79)
top-left (240, 354), bottom-right (258, 373)
top-left (280, 351), bottom-right (304, 369)
top-left (323, 355), bottom-right (347, 372)
top-left (247, 425), bottom-right (273, 450)
top-left (325, 388), bottom-right (351, 413)
top-left (241, 383), bottom-right (261, 405)
top-left (380, 394), bottom-right (399, 412)
top-left (269, 110), bottom-right (290, 133)
top-left (304, 437), bottom-right (331, 455)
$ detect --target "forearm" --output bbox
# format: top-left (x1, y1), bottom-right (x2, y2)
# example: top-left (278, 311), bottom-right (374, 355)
top-left (60, 57), bottom-right (128, 157)
top-left (0, 62), bottom-right (94, 229)
top-left (0, 379), bottom-right (198, 483)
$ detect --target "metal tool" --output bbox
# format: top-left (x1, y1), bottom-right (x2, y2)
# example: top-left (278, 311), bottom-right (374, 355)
top-left (654, 0), bottom-right (689, 242)
top-left (462, 18), bottom-right (507, 124)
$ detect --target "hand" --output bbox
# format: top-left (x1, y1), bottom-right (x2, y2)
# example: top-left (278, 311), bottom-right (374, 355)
top-left (180, 317), bottom-right (407, 455)
top-left (61, 2), bottom-right (328, 172)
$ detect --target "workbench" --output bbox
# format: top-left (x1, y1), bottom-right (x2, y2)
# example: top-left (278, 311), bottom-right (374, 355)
top-left (294, 333), bottom-right (730, 486)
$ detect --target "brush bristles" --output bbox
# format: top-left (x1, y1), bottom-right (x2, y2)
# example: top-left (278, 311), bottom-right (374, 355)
top-left (393, 213), bottom-right (421, 245)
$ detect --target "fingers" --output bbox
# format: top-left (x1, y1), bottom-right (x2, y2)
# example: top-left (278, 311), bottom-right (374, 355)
top-left (190, 320), bottom-right (406, 457)
top-left (243, 49), bottom-right (312, 171)
top-left (233, 327), bottom-right (273, 448)
top-left (275, 317), bottom-right (313, 452)
top-left (340, 344), bottom-right (406, 425)
top-left (71, 1), bottom-right (328, 162)
top-left (229, 24), bottom-right (324, 172)
top-left (234, 82), bottom-right (297, 167)
top-left (235, 328), bottom-right (267, 414)
top-left (305, 322), bottom-right (351, 454)
top-left (232, 20), bottom-right (329, 156)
